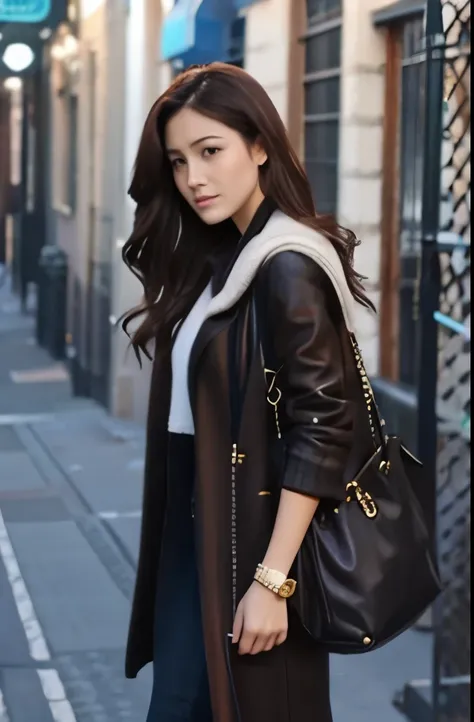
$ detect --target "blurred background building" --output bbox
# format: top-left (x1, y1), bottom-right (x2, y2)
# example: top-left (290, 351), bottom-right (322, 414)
top-left (2, 0), bottom-right (463, 422)
top-left (2, 0), bottom-right (446, 421)
top-left (2, 0), bottom-right (469, 425)
top-left (0, 0), bottom-right (470, 720)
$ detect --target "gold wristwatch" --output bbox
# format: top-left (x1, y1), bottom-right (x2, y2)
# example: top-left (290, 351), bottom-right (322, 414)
top-left (254, 564), bottom-right (297, 599)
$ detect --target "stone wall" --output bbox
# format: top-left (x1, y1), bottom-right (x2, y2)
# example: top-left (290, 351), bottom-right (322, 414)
top-left (338, 0), bottom-right (395, 375)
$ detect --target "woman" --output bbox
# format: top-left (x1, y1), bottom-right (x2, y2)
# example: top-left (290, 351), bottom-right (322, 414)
top-left (122, 63), bottom-right (375, 722)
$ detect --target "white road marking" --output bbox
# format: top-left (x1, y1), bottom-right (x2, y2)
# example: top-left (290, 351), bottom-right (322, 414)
top-left (410, 675), bottom-right (471, 687)
top-left (0, 414), bottom-right (52, 426)
top-left (98, 510), bottom-right (142, 520)
top-left (0, 509), bottom-right (77, 721)
top-left (9, 366), bottom-right (69, 384)
top-left (0, 507), bottom-right (50, 662)
top-left (0, 689), bottom-right (10, 722)
top-left (37, 670), bottom-right (77, 722)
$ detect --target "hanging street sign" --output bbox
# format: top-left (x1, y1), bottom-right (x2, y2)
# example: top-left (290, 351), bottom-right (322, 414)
top-left (0, 0), bottom-right (52, 23)
top-left (0, 0), bottom-right (67, 76)
top-left (0, 0), bottom-right (67, 26)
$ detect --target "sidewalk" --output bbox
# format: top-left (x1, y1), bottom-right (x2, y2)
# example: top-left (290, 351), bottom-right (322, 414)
top-left (0, 276), bottom-right (152, 721)
top-left (0, 274), bottom-right (432, 721)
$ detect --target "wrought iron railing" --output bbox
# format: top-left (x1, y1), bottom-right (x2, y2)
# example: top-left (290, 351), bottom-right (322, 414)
top-left (434, 3), bottom-right (470, 719)
top-left (396, 2), bottom-right (470, 720)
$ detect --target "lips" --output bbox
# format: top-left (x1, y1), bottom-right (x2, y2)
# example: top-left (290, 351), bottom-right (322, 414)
top-left (195, 195), bottom-right (218, 207)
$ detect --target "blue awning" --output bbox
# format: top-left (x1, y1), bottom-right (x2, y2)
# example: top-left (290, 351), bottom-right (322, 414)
top-left (161, 0), bottom-right (234, 65)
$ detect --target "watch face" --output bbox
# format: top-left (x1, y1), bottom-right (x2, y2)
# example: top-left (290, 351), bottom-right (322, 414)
top-left (279, 580), bottom-right (297, 598)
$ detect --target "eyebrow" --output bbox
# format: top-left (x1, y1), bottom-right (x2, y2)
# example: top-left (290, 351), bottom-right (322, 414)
top-left (166, 135), bottom-right (224, 154)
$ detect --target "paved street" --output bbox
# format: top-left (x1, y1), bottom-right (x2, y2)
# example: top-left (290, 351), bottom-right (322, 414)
top-left (0, 275), bottom-right (432, 722)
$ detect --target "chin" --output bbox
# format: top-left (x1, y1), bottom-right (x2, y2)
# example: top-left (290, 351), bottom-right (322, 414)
top-left (196, 207), bottom-right (232, 226)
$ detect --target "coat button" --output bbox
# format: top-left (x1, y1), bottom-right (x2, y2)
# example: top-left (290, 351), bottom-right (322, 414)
top-left (313, 417), bottom-right (319, 424)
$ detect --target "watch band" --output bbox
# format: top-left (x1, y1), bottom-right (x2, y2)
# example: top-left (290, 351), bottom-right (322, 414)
top-left (254, 564), bottom-right (297, 599)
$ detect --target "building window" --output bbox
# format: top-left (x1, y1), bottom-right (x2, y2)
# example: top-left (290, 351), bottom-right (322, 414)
top-left (307, 0), bottom-right (341, 22)
top-left (398, 14), bottom-right (425, 386)
top-left (52, 67), bottom-right (78, 215)
top-left (303, 0), bottom-right (342, 215)
top-left (378, 10), bottom-right (426, 383)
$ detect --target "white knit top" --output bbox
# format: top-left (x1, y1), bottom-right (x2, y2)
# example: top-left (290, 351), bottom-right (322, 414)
top-left (168, 281), bottom-right (213, 435)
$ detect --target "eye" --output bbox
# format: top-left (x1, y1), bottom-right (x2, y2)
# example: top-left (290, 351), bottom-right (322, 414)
top-left (170, 157), bottom-right (185, 170)
top-left (203, 147), bottom-right (221, 159)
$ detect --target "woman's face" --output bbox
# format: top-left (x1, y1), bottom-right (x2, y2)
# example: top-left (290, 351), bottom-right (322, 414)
top-left (165, 108), bottom-right (267, 233)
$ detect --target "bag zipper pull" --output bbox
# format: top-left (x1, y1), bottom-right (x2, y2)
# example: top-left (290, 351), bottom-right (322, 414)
top-left (265, 367), bottom-right (282, 439)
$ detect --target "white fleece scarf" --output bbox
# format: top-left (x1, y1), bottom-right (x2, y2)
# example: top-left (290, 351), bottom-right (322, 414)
top-left (204, 210), bottom-right (356, 333)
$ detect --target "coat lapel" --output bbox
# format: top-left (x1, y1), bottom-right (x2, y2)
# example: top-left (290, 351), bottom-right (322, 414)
top-left (187, 307), bottom-right (239, 417)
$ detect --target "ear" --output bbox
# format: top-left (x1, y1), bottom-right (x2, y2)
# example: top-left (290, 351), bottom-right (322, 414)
top-left (252, 139), bottom-right (268, 167)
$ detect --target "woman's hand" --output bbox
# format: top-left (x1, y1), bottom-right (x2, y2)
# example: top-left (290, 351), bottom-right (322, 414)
top-left (232, 581), bottom-right (288, 655)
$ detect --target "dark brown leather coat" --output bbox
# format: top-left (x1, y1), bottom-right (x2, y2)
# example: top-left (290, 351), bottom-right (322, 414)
top-left (125, 217), bottom-right (376, 722)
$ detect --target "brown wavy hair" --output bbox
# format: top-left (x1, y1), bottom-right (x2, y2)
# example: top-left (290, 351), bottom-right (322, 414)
top-left (122, 62), bottom-right (373, 362)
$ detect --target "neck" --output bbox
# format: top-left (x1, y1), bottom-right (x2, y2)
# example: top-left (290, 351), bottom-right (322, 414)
top-left (232, 187), bottom-right (265, 234)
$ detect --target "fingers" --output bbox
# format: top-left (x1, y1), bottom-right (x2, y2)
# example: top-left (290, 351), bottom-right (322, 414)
top-left (232, 604), bottom-right (244, 645)
top-left (239, 631), bottom-right (286, 656)
top-left (262, 633), bottom-right (278, 653)
top-left (249, 633), bottom-right (269, 656)
top-left (238, 629), bottom-right (258, 656)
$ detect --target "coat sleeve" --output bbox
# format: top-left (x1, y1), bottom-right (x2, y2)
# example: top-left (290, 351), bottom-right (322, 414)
top-left (256, 251), bottom-right (354, 502)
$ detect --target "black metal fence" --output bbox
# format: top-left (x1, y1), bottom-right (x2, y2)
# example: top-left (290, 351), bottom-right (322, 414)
top-left (433, 2), bottom-right (470, 718)
top-left (395, 2), bottom-right (470, 720)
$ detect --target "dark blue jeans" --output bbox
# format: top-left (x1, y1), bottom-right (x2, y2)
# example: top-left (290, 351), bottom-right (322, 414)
top-left (146, 433), bottom-right (213, 722)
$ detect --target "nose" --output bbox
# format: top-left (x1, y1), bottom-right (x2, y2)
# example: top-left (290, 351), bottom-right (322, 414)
top-left (186, 160), bottom-right (206, 191)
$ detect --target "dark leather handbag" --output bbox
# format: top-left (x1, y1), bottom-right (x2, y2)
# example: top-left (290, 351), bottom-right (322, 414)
top-left (258, 301), bottom-right (443, 654)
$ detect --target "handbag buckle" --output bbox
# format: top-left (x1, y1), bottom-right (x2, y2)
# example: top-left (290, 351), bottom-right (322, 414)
top-left (379, 460), bottom-right (391, 476)
top-left (346, 481), bottom-right (378, 519)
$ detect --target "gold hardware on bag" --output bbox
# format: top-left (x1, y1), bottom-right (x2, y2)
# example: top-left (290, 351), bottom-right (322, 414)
top-left (379, 460), bottom-right (391, 475)
top-left (258, 491), bottom-right (272, 496)
top-left (350, 335), bottom-right (382, 443)
top-left (345, 481), bottom-right (378, 519)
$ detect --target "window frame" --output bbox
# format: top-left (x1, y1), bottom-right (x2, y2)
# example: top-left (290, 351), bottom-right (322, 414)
top-left (302, 4), bottom-right (342, 216)
top-left (52, 66), bottom-right (78, 217)
top-left (379, 10), bottom-right (426, 383)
